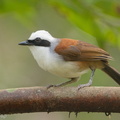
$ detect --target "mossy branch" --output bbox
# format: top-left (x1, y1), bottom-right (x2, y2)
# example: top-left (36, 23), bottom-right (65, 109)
top-left (0, 86), bottom-right (120, 114)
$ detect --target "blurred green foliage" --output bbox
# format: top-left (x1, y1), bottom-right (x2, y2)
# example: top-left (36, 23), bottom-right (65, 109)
top-left (0, 0), bottom-right (39, 26)
top-left (0, 0), bottom-right (120, 48)
top-left (0, 0), bottom-right (37, 15)
top-left (49, 0), bottom-right (120, 48)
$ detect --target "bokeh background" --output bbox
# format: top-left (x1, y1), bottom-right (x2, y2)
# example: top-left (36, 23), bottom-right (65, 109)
top-left (0, 0), bottom-right (120, 120)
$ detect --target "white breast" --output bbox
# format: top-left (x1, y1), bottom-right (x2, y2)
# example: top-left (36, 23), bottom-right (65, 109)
top-left (29, 46), bottom-right (88, 78)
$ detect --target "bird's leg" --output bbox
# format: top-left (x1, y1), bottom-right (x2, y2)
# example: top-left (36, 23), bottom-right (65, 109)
top-left (78, 69), bottom-right (95, 90)
top-left (47, 77), bottom-right (78, 89)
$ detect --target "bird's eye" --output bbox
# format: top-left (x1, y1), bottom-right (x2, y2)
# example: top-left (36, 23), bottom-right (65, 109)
top-left (35, 37), bottom-right (41, 42)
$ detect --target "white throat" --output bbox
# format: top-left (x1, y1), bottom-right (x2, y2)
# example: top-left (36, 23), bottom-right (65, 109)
top-left (29, 46), bottom-right (57, 71)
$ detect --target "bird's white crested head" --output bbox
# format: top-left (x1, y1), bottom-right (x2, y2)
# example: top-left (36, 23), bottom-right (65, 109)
top-left (28, 30), bottom-right (55, 42)
top-left (19, 30), bottom-right (59, 47)
top-left (19, 30), bottom-right (61, 71)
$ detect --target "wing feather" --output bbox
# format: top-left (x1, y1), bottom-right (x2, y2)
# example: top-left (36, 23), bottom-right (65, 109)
top-left (55, 39), bottom-right (112, 61)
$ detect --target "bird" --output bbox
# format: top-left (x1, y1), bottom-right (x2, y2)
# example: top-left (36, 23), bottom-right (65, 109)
top-left (19, 30), bottom-right (120, 89)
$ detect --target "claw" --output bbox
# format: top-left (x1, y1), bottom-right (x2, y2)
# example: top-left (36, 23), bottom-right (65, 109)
top-left (77, 83), bottom-right (91, 90)
top-left (46, 85), bottom-right (55, 89)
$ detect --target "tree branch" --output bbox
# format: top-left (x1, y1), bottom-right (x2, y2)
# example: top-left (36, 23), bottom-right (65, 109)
top-left (0, 86), bottom-right (120, 114)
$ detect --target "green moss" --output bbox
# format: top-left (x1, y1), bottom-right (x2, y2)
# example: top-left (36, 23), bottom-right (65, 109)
top-left (6, 88), bottom-right (17, 93)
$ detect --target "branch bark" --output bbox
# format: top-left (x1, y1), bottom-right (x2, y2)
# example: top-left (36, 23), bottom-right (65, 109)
top-left (0, 86), bottom-right (120, 114)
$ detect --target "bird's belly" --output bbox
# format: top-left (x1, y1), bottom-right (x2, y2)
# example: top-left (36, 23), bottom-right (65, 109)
top-left (45, 61), bottom-right (89, 78)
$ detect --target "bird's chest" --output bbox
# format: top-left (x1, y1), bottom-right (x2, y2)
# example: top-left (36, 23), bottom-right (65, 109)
top-left (29, 46), bottom-right (88, 78)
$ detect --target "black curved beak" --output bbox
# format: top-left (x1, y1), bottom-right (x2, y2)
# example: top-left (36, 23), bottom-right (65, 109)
top-left (18, 40), bottom-right (32, 46)
top-left (18, 41), bottom-right (28, 45)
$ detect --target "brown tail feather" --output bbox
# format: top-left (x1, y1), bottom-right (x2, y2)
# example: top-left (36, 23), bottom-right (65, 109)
top-left (102, 64), bottom-right (120, 85)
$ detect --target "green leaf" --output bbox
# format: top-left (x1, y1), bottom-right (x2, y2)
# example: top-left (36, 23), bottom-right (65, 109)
top-left (49, 0), bottom-right (120, 48)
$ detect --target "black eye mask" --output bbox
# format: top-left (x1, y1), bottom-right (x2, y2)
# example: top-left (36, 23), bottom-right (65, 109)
top-left (28, 37), bottom-right (51, 47)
